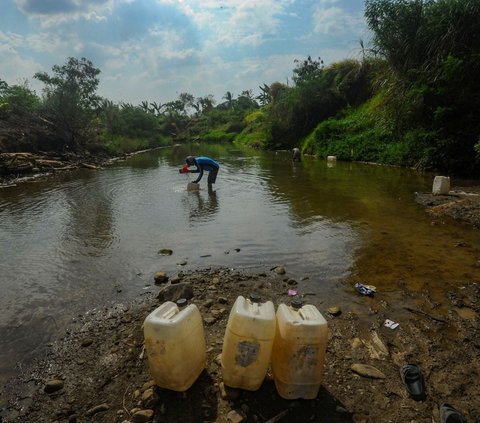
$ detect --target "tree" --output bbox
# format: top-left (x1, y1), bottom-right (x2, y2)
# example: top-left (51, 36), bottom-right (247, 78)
top-left (256, 84), bottom-right (270, 106)
top-left (0, 79), bottom-right (40, 116)
top-left (222, 91), bottom-right (234, 108)
top-left (365, 0), bottom-right (480, 175)
top-left (34, 57), bottom-right (101, 151)
top-left (292, 56), bottom-right (324, 85)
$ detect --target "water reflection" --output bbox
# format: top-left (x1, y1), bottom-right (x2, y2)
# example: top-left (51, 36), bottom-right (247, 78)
top-left (61, 174), bottom-right (115, 255)
top-left (184, 190), bottom-right (219, 224)
top-left (1, 144), bottom-right (479, 390)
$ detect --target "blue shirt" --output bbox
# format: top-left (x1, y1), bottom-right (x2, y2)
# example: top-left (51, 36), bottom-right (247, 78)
top-left (189, 156), bottom-right (219, 182)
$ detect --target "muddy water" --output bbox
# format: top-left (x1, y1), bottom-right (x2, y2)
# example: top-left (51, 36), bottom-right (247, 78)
top-left (1, 144), bottom-right (479, 385)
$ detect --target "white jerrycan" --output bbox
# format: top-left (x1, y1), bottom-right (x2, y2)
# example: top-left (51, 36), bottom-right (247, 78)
top-left (271, 300), bottom-right (328, 399)
top-left (143, 298), bottom-right (206, 391)
top-left (221, 294), bottom-right (276, 391)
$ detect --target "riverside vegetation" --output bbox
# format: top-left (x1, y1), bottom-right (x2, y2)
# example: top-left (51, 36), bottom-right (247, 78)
top-left (2, 0), bottom-right (480, 182)
top-left (2, 1), bottom-right (480, 422)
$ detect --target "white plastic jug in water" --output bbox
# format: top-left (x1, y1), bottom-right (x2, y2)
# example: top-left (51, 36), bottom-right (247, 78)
top-left (432, 176), bottom-right (450, 195)
top-left (221, 294), bottom-right (276, 391)
top-left (143, 298), bottom-right (206, 391)
top-left (271, 300), bottom-right (328, 399)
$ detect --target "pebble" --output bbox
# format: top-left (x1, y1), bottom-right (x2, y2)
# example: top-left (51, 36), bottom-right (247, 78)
top-left (327, 306), bottom-right (342, 316)
top-left (227, 409), bottom-right (245, 423)
top-left (153, 271), bottom-right (169, 284)
top-left (204, 317), bottom-right (216, 325)
top-left (274, 266), bottom-right (286, 275)
top-left (350, 363), bottom-right (386, 379)
top-left (44, 379), bottom-right (64, 393)
top-left (81, 339), bottom-right (93, 347)
top-left (85, 403), bottom-right (110, 416)
top-left (131, 409), bottom-right (154, 423)
top-left (158, 249), bottom-right (173, 255)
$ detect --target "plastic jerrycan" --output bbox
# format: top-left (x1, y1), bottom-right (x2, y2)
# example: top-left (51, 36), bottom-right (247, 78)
top-left (221, 294), bottom-right (276, 390)
top-left (271, 300), bottom-right (328, 399)
top-left (143, 298), bottom-right (206, 391)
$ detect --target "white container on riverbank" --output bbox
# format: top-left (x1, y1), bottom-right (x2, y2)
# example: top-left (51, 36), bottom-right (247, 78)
top-left (221, 294), bottom-right (276, 391)
top-left (144, 299), bottom-right (206, 391)
top-left (271, 301), bottom-right (328, 399)
top-left (327, 155), bottom-right (337, 162)
top-left (432, 176), bottom-right (450, 195)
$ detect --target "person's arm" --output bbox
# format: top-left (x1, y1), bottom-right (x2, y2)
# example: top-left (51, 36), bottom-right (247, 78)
top-left (188, 163), bottom-right (203, 182)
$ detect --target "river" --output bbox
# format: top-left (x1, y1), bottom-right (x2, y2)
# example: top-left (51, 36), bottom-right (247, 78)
top-left (1, 143), bottom-right (479, 386)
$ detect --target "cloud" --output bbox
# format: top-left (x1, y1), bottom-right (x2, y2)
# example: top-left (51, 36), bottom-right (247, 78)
top-left (0, 32), bottom-right (43, 90)
top-left (158, 0), bottom-right (292, 47)
top-left (14, 0), bottom-right (116, 27)
top-left (313, 4), bottom-right (363, 36)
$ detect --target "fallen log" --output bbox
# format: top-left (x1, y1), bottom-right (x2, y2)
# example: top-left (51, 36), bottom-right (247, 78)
top-left (80, 162), bottom-right (100, 170)
top-left (35, 159), bottom-right (67, 168)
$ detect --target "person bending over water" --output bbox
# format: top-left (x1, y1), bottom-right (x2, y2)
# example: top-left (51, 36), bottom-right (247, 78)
top-left (181, 156), bottom-right (220, 192)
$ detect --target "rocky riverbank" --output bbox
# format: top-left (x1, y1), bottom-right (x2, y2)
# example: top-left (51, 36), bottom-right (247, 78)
top-left (1, 266), bottom-right (479, 423)
top-left (414, 186), bottom-right (480, 229)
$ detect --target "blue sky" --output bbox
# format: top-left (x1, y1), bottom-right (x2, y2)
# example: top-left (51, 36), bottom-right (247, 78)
top-left (0, 0), bottom-right (369, 105)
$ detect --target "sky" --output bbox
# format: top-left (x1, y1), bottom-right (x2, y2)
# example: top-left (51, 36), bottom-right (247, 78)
top-left (0, 0), bottom-right (370, 106)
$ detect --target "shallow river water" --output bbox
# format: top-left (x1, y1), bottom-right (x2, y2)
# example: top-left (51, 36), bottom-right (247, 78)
top-left (1, 143), bottom-right (479, 385)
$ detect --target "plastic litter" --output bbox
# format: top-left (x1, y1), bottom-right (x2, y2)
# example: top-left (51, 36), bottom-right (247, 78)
top-left (287, 289), bottom-right (297, 296)
top-left (354, 282), bottom-right (375, 297)
top-left (384, 319), bottom-right (399, 329)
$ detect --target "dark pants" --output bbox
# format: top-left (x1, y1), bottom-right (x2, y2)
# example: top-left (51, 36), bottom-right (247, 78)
top-left (208, 167), bottom-right (218, 185)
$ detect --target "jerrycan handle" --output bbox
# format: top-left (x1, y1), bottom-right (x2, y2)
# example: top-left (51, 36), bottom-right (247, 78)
top-left (249, 293), bottom-right (262, 315)
top-left (162, 298), bottom-right (188, 320)
top-left (291, 299), bottom-right (309, 320)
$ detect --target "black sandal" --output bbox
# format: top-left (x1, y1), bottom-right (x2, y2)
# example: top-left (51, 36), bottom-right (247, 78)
top-left (400, 364), bottom-right (426, 401)
top-left (439, 403), bottom-right (466, 423)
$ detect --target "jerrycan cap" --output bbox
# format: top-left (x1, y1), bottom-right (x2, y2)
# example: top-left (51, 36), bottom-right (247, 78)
top-left (176, 298), bottom-right (188, 308)
top-left (249, 293), bottom-right (262, 303)
top-left (290, 299), bottom-right (304, 310)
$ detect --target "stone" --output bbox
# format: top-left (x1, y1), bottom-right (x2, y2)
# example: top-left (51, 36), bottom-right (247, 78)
top-left (351, 338), bottom-right (363, 349)
top-left (81, 339), bottom-right (93, 347)
top-left (153, 272), bottom-right (169, 284)
top-left (327, 306), bottom-right (342, 316)
top-left (158, 249), bottom-right (173, 256)
top-left (131, 409), bottom-right (154, 423)
top-left (141, 388), bottom-right (158, 408)
top-left (350, 364), bottom-right (386, 379)
top-left (203, 299), bottom-right (215, 308)
top-left (86, 403), bottom-right (110, 416)
top-left (274, 266), bottom-right (286, 275)
top-left (170, 276), bottom-right (181, 284)
top-left (156, 282), bottom-right (194, 302)
top-left (227, 409), bottom-right (245, 423)
top-left (44, 379), bottom-right (64, 393)
top-left (204, 317), bottom-right (216, 325)
top-left (142, 380), bottom-right (156, 391)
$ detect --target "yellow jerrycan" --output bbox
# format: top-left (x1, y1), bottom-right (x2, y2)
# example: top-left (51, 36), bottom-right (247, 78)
top-left (221, 294), bottom-right (276, 390)
top-left (271, 300), bottom-right (328, 399)
top-left (143, 298), bottom-right (206, 391)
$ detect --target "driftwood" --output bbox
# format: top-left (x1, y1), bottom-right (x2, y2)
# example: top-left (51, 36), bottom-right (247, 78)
top-left (35, 159), bottom-right (67, 168)
top-left (80, 162), bottom-right (100, 170)
top-left (0, 152), bottom-right (102, 178)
